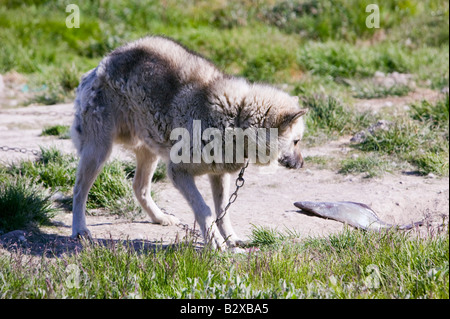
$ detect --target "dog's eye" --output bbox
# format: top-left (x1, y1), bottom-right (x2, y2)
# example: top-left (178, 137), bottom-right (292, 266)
top-left (293, 139), bottom-right (300, 146)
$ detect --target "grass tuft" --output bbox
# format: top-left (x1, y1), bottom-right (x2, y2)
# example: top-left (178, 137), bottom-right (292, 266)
top-left (0, 176), bottom-right (55, 233)
top-left (339, 154), bottom-right (395, 178)
top-left (40, 125), bottom-right (71, 139)
top-left (301, 94), bottom-right (374, 145)
top-left (410, 94), bottom-right (449, 128)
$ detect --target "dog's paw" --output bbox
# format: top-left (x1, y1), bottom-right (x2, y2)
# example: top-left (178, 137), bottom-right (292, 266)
top-left (205, 236), bottom-right (228, 251)
top-left (157, 214), bottom-right (180, 226)
top-left (71, 228), bottom-right (92, 240)
top-left (226, 237), bottom-right (250, 248)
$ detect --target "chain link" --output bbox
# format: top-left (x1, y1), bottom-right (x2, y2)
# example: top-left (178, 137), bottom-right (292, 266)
top-left (215, 159), bottom-right (249, 223)
top-left (0, 110), bottom-right (74, 117)
top-left (0, 109), bottom-right (72, 156)
top-left (0, 145), bottom-right (40, 156)
top-left (174, 160), bottom-right (249, 241)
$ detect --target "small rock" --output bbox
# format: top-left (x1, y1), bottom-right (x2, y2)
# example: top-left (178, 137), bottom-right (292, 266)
top-left (426, 173), bottom-right (436, 179)
top-left (51, 191), bottom-right (67, 202)
top-left (368, 120), bottom-right (392, 134)
top-left (390, 72), bottom-right (413, 86)
top-left (350, 130), bottom-right (366, 143)
top-left (382, 78), bottom-right (396, 88)
top-left (374, 71), bottom-right (385, 78)
top-left (351, 120), bottom-right (392, 143)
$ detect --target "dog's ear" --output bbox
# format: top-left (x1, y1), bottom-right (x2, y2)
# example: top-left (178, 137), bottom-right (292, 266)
top-left (279, 109), bottom-right (308, 130)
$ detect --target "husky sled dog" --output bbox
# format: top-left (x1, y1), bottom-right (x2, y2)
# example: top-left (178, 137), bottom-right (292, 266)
top-left (71, 36), bottom-right (307, 249)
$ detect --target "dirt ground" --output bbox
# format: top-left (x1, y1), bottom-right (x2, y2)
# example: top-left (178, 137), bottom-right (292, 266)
top-left (0, 88), bottom-right (449, 252)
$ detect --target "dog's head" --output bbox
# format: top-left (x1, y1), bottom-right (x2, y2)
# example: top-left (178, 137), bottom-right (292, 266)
top-left (276, 106), bottom-right (308, 169)
top-left (233, 84), bottom-right (308, 168)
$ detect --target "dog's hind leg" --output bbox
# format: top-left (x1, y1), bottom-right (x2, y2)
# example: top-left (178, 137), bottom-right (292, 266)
top-left (71, 69), bottom-right (115, 239)
top-left (209, 173), bottom-right (246, 247)
top-left (133, 147), bottom-right (180, 226)
top-left (72, 141), bottom-right (112, 239)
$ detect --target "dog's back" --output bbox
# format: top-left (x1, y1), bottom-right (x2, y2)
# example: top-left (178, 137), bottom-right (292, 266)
top-left (72, 36), bottom-right (224, 156)
top-left (102, 36), bottom-right (222, 105)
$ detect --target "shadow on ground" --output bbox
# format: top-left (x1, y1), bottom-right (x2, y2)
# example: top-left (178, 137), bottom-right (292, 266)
top-left (0, 229), bottom-right (198, 258)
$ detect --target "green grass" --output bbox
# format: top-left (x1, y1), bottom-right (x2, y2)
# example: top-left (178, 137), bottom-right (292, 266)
top-left (0, 176), bottom-right (55, 233)
top-left (353, 121), bottom-right (448, 176)
top-left (122, 160), bottom-right (166, 183)
top-left (300, 93), bottom-right (448, 177)
top-left (297, 92), bottom-right (447, 177)
top-left (0, 226), bottom-right (447, 298)
top-left (409, 151), bottom-right (450, 177)
top-left (248, 224), bottom-right (300, 248)
top-left (41, 125), bottom-right (71, 139)
top-left (87, 160), bottom-right (139, 214)
top-left (7, 147), bottom-right (77, 192)
top-left (303, 155), bottom-right (333, 170)
top-left (339, 154), bottom-right (395, 178)
top-left (351, 96), bottom-right (449, 176)
top-left (338, 95), bottom-right (449, 177)
top-left (300, 94), bottom-right (375, 145)
top-left (410, 94), bottom-right (449, 128)
top-left (2, 147), bottom-right (167, 216)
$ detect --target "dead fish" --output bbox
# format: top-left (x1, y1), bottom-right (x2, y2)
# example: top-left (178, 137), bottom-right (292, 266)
top-left (294, 201), bottom-right (423, 231)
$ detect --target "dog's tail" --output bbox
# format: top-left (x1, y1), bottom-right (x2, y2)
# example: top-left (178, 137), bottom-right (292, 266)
top-left (70, 67), bottom-right (99, 155)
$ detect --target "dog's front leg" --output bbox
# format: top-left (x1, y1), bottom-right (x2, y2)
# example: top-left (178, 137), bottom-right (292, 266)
top-left (168, 164), bottom-right (226, 250)
top-left (209, 174), bottom-right (246, 247)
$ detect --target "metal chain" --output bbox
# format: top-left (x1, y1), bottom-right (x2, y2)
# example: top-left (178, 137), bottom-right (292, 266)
top-left (0, 145), bottom-right (40, 156)
top-left (215, 159), bottom-right (249, 223)
top-left (0, 110), bottom-right (74, 116)
top-left (0, 110), bottom-right (73, 156)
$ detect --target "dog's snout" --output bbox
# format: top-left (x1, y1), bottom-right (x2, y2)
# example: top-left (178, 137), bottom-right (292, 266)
top-left (278, 154), bottom-right (304, 169)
